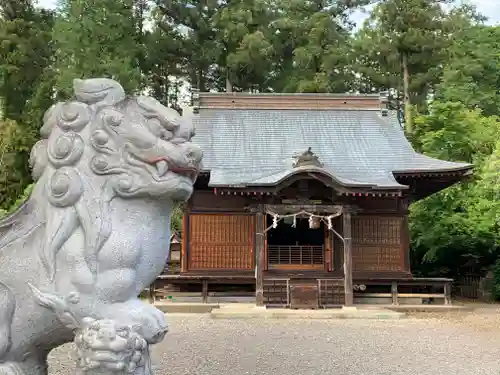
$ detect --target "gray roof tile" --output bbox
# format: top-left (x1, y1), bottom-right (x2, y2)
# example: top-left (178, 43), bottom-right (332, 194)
top-left (192, 109), bottom-right (472, 189)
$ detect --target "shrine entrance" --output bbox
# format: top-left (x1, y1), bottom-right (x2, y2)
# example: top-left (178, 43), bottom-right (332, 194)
top-left (263, 205), bottom-right (342, 272)
top-left (266, 214), bottom-right (325, 270)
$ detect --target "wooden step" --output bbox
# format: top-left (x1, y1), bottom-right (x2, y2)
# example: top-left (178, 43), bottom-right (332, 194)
top-left (318, 279), bottom-right (345, 306)
top-left (263, 278), bottom-right (289, 306)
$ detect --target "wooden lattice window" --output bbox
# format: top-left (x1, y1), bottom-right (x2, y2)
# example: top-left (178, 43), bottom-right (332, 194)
top-left (351, 216), bottom-right (403, 272)
top-left (188, 214), bottom-right (255, 270)
top-left (268, 245), bottom-right (324, 269)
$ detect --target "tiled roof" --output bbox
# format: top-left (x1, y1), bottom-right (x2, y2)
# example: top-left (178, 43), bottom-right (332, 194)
top-left (191, 108), bottom-right (472, 190)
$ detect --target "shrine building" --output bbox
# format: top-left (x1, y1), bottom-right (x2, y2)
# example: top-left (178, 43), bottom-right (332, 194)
top-left (153, 92), bottom-right (472, 308)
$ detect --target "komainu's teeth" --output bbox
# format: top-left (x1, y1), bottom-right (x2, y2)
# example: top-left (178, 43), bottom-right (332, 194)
top-left (155, 160), bottom-right (168, 176)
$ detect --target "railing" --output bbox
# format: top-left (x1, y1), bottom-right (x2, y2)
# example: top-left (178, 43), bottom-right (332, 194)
top-left (161, 261), bottom-right (181, 275)
top-left (454, 275), bottom-right (482, 299)
top-left (354, 280), bottom-right (452, 305)
top-left (267, 245), bottom-right (324, 267)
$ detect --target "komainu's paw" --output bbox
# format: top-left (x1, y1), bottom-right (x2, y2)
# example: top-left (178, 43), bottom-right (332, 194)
top-left (100, 300), bottom-right (168, 345)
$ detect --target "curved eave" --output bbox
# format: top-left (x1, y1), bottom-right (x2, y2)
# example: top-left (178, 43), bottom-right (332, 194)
top-left (392, 165), bottom-right (473, 177)
top-left (244, 167), bottom-right (378, 188)
top-left (394, 166), bottom-right (473, 202)
top-left (202, 167), bottom-right (408, 192)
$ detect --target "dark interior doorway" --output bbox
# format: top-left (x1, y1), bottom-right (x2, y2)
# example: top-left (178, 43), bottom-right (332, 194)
top-left (266, 215), bottom-right (325, 267)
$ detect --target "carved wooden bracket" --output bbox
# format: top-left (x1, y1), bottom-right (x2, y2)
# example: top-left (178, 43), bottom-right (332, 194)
top-left (265, 204), bottom-right (342, 216)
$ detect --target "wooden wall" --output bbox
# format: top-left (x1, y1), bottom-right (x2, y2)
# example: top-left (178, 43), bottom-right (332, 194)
top-left (185, 190), bottom-right (410, 275)
top-left (185, 191), bottom-right (254, 271)
top-left (188, 214), bottom-right (255, 270)
top-left (351, 215), bottom-right (406, 273)
top-left (332, 198), bottom-right (410, 274)
top-left (191, 191), bottom-right (248, 212)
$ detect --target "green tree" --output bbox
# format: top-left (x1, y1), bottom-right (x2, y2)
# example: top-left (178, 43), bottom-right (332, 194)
top-left (154, 0), bottom-right (370, 94)
top-left (0, 119), bottom-right (31, 208)
top-left (410, 102), bottom-right (500, 277)
top-left (171, 205), bottom-right (183, 234)
top-left (143, 6), bottom-right (188, 108)
top-left (352, 0), bottom-right (482, 132)
top-left (212, 0), bottom-right (275, 92)
top-left (436, 25), bottom-right (500, 117)
top-left (53, 0), bottom-right (144, 97)
top-left (0, 1), bottom-right (54, 123)
top-left (154, 0), bottom-right (220, 92)
top-left (413, 101), bottom-right (498, 163)
top-left (471, 139), bottom-right (500, 238)
top-left (0, 1), bottom-right (55, 208)
top-left (0, 182), bottom-right (33, 217)
top-left (154, 0), bottom-right (276, 93)
top-left (268, 0), bottom-right (366, 93)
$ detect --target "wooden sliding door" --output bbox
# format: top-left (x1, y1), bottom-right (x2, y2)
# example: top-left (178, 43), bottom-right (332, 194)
top-left (188, 213), bottom-right (255, 270)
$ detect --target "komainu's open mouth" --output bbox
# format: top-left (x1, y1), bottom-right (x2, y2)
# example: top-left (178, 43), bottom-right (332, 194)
top-left (148, 157), bottom-right (199, 181)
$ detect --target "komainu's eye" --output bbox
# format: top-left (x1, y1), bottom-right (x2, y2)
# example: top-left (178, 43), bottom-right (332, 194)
top-left (148, 118), bottom-right (173, 140)
top-left (147, 118), bottom-right (162, 133)
top-left (159, 129), bottom-right (173, 140)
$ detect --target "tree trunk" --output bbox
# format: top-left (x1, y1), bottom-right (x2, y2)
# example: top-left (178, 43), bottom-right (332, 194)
top-left (196, 68), bottom-right (206, 92)
top-left (226, 70), bottom-right (233, 93)
top-left (402, 52), bottom-right (412, 134)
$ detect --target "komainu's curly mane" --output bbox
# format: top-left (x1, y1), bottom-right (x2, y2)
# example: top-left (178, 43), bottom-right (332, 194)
top-left (0, 78), bottom-right (198, 283)
top-left (0, 79), bottom-right (127, 281)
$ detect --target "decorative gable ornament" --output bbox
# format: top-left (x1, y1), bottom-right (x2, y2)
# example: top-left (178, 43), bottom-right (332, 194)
top-left (293, 147), bottom-right (323, 168)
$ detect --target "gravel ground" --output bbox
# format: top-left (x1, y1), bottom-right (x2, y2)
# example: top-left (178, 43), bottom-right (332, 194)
top-left (48, 313), bottom-right (500, 375)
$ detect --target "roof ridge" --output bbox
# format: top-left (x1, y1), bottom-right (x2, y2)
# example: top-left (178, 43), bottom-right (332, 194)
top-left (196, 92), bottom-right (388, 111)
top-left (199, 92), bottom-right (380, 97)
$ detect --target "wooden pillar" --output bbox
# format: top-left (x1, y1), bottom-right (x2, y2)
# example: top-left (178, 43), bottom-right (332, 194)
top-left (444, 282), bottom-right (452, 305)
top-left (400, 198), bottom-right (411, 273)
top-left (181, 200), bottom-right (191, 273)
top-left (148, 281), bottom-right (156, 304)
top-left (255, 205), bottom-right (265, 306)
top-left (324, 226), bottom-right (332, 272)
top-left (391, 281), bottom-right (399, 305)
top-left (202, 279), bottom-right (209, 304)
top-left (181, 212), bottom-right (189, 272)
top-left (343, 206), bottom-right (354, 306)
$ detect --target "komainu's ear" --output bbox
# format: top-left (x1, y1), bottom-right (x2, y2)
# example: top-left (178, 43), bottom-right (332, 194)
top-left (73, 78), bottom-right (126, 107)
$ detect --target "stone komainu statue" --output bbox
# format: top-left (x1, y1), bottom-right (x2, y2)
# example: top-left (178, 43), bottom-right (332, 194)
top-left (0, 79), bottom-right (202, 374)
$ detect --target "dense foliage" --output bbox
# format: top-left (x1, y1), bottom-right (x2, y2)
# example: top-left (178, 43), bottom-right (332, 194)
top-left (0, 0), bottom-right (499, 294)
top-left (52, 0), bottom-right (144, 97)
top-left (0, 1), bottom-right (54, 207)
top-left (0, 183), bottom-right (32, 217)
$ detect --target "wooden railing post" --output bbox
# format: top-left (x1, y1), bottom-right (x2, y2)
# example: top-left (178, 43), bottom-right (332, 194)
top-left (181, 201), bottom-right (191, 273)
top-left (391, 281), bottom-right (399, 305)
top-left (444, 282), bottom-right (452, 305)
top-left (148, 281), bottom-right (156, 304)
top-left (202, 279), bottom-right (209, 304)
top-left (343, 206), bottom-right (354, 306)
